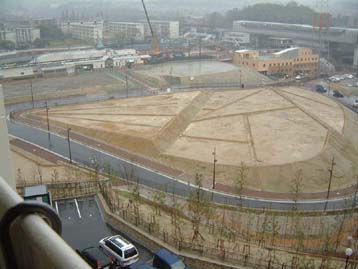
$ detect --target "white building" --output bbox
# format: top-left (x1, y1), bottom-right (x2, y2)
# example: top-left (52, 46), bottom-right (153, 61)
top-left (106, 22), bottom-right (145, 41)
top-left (0, 27), bottom-right (40, 46)
top-left (31, 48), bottom-right (150, 76)
top-left (16, 28), bottom-right (40, 44)
top-left (143, 20), bottom-right (179, 39)
top-left (222, 31), bottom-right (250, 47)
top-left (61, 21), bottom-right (103, 43)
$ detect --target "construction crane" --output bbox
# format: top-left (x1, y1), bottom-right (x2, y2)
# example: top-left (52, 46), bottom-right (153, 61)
top-left (141, 0), bottom-right (161, 56)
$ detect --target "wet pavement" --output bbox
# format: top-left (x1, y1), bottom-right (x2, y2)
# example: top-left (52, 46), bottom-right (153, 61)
top-left (55, 196), bottom-right (152, 266)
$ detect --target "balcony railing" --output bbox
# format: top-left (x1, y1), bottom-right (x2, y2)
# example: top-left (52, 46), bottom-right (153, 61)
top-left (0, 176), bottom-right (91, 269)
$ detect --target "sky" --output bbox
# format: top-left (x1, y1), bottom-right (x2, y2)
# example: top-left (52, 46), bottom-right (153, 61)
top-left (1, 0), bottom-right (357, 18)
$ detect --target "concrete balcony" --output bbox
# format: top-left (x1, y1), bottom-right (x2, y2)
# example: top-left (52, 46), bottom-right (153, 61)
top-left (0, 176), bottom-right (91, 269)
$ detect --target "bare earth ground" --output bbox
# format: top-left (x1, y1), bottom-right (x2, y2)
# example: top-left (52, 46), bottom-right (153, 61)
top-left (26, 86), bottom-right (358, 194)
top-left (10, 140), bottom-right (90, 186)
top-left (2, 71), bottom-right (125, 104)
top-left (135, 60), bottom-right (272, 87)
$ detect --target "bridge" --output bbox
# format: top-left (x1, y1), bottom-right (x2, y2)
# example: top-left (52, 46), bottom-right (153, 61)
top-left (233, 20), bottom-right (358, 67)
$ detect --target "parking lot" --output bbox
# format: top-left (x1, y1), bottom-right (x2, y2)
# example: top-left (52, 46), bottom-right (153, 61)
top-left (55, 196), bottom-right (152, 266)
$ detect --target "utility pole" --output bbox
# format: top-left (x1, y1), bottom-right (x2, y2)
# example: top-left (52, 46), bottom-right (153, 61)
top-left (324, 157), bottom-right (336, 212)
top-left (67, 127), bottom-right (72, 164)
top-left (45, 101), bottom-right (51, 148)
top-left (188, 40), bottom-right (191, 58)
top-left (239, 70), bottom-right (242, 88)
top-left (125, 68), bottom-right (129, 98)
top-left (352, 175), bottom-right (358, 210)
top-left (212, 147), bottom-right (217, 189)
top-left (30, 80), bottom-right (34, 109)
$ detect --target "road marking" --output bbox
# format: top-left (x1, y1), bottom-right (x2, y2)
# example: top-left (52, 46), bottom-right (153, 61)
top-left (55, 201), bottom-right (59, 214)
top-left (74, 198), bottom-right (82, 219)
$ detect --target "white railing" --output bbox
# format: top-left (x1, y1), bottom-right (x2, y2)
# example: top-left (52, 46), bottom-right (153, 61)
top-left (0, 176), bottom-right (91, 269)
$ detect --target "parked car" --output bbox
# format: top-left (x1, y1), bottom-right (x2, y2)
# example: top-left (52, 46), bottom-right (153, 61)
top-left (128, 248), bottom-right (189, 269)
top-left (76, 247), bottom-right (114, 269)
top-left (315, 85), bottom-right (327, 93)
top-left (99, 235), bottom-right (139, 267)
top-left (333, 90), bottom-right (344, 98)
top-left (353, 100), bottom-right (358, 108)
top-left (153, 248), bottom-right (188, 269)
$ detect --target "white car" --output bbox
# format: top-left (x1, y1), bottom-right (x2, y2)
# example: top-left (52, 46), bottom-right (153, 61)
top-left (353, 100), bottom-right (358, 108)
top-left (99, 235), bottom-right (139, 267)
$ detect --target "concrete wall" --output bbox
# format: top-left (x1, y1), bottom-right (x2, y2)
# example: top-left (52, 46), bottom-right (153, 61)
top-left (0, 86), bottom-right (15, 189)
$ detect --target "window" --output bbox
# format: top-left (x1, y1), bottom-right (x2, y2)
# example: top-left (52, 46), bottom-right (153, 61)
top-left (124, 248), bottom-right (138, 259)
top-left (263, 64), bottom-right (266, 67)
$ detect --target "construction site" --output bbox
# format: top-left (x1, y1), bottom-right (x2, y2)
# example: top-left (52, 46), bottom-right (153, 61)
top-left (24, 85), bottom-right (358, 195)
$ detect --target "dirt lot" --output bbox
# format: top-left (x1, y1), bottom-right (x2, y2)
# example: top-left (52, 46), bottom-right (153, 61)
top-left (11, 142), bottom-right (90, 186)
top-left (26, 87), bottom-right (358, 193)
top-left (135, 60), bottom-right (272, 87)
top-left (2, 70), bottom-right (125, 104)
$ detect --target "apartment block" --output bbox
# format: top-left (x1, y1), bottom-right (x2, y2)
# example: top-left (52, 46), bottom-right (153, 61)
top-left (61, 21), bottom-right (103, 43)
top-left (142, 20), bottom-right (179, 39)
top-left (106, 22), bottom-right (145, 41)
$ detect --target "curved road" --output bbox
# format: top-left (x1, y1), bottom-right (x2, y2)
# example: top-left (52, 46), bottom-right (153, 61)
top-left (5, 90), bottom-right (357, 211)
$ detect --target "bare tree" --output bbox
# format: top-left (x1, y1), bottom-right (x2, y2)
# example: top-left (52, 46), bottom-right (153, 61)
top-left (187, 173), bottom-right (209, 243)
top-left (153, 188), bottom-right (166, 216)
top-left (290, 169), bottom-right (303, 211)
top-left (234, 162), bottom-right (248, 207)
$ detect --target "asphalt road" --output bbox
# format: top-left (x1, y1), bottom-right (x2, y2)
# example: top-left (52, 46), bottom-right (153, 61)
top-left (5, 89), bottom-right (358, 211)
top-left (56, 196), bottom-right (152, 265)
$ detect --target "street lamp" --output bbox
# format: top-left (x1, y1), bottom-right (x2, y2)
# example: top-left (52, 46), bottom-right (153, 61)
top-left (345, 248), bottom-right (353, 269)
top-left (30, 80), bottom-right (34, 108)
top-left (212, 147), bottom-right (217, 189)
top-left (45, 101), bottom-right (51, 148)
top-left (67, 127), bottom-right (72, 164)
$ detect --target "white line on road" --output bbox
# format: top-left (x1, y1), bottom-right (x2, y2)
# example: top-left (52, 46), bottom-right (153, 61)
top-left (74, 198), bottom-right (82, 219)
top-left (55, 201), bottom-right (59, 214)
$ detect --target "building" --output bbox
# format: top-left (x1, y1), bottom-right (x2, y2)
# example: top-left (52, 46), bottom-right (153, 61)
top-left (222, 31), bottom-right (250, 48)
top-left (0, 27), bottom-right (40, 47)
top-left (267, 37), bottom-right (293, 49)
top-left (233, 20), bottom-right (358, 67)
top-left (233, 47), bottom-right (319, 78)
top-left (60, 21), bottom-right (103, 43)
top-left (105, 22), bottom-right (145, 41)
top-left (15, 27), bottom-right (40, 44)
top-left (32, 48), bottom-right (150, 76)
top-left (143, 20), bottom-right (179, 39)
top-left (0, 85), bottom-right (14, 189)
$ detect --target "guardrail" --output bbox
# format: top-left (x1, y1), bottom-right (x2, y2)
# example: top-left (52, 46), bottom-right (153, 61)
top-left (0, 176), bottom-right (91, 269)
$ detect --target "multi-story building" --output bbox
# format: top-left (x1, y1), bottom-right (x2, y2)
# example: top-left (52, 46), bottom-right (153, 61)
top-left (106, 22), bottom-right (145, 41)
top-left (61, 21), bottom-right (103, 43)
top-left (0, 27), bottom-right (39, 47)
top-left (233, 47), bottom-right (319, 78)
top-left (15, 27), bottom-right (40, 44)
top-left (142, 20), bottom-right (179, 39)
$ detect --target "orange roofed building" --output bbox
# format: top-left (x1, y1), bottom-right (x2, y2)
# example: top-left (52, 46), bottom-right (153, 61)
top-left (233, 47), bottom-right (319, 78)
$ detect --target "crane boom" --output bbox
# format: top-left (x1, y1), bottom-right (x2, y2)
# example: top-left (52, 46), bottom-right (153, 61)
top-left (141, 0), bottom-right (160, 55)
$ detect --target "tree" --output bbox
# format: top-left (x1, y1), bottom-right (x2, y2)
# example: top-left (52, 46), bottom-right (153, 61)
top-left (187, 173), bottom-right (210, 243)
top-left (0, 40), bottom-right (15, 50)
top-left (33, 38), bottom-right (49, 48)
top-left (234, 162), bottom-right (248, 207)
top-left (290, 169), bottom-right (303, 210)
top-left (40, 23), bottom-right (64, 40)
